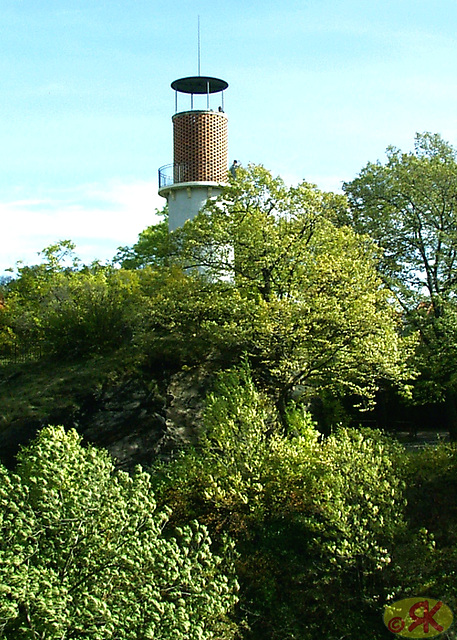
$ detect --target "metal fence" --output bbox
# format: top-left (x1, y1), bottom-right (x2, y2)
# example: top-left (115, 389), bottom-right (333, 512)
top-left (0, 343), bottom-right (43, 366)
top-left (158, 163), bottom-right (190, 188)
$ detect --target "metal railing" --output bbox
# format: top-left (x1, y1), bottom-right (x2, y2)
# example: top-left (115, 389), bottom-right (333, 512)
top-left (158, 163), bottom-right (190, 189)
top-left (0, 342), bottom-right (43, 366)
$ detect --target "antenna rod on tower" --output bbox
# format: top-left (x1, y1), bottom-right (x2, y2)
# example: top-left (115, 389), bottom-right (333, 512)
top-left (198, 15), bottom-right (201, 76)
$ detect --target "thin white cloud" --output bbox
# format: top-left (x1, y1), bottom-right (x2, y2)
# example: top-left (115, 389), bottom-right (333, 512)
top-left (0, 181), bottom-right (165, 274)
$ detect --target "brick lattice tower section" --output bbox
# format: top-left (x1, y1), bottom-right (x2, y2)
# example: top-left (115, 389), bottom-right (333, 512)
top-left (173, 110), bottom-right (228, 183)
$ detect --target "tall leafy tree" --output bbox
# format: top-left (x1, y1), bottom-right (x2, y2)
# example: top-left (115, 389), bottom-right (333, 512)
top-left (150, 165), bottom-right (414, 422)
top-left (1, 242), bottom-right (144, 359)
top-left (342, 133), bottom-right (457, 312)
top-left (154, 365), bottom-right (408, 640)
top-left (0, 426), bottom-right (238, 640)
top-left (343, 133), bottom-right (457, 433)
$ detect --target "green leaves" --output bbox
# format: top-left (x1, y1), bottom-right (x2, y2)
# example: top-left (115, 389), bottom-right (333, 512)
top-left (161, 164), bottom-right (414, 413)
top-left (343, 133), bottom-right (457, 420)
top-left (0, 426), bottom-right (238, 639)
top-left (154, 367), bottom-right (408, 640)
top-left (3, 256), bottom-right (144, 359)
top-left (1, 164), bottom-right (414, 425)
top-left (115, 206), bottom-right (169, 269)
top-left (343, 132), bottom-right (457, 310)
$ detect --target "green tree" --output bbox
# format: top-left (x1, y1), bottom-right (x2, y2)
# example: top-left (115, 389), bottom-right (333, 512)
top-left (0, 426), bottom-right (238, 640)
top-left (114, 207), bottom-right (169, 269)
top-left (2, 243), bottom-right (145, 359)
top-left (0, 241), bottom-right (82, 357)
top-left (37, 266), bottom-right (142, 357)
top-left (154, 365), bottom-right (407, 640)
top-left (151, 165), bottom-right (414, 422)
top-left (170, 164), bottom-right (349, 296)
top-left (343, 132), bottom-right (457, 433)
top-left (134, 266), bottom-right (254, 370)
top-left (342, 133), bottom-right (457, 312)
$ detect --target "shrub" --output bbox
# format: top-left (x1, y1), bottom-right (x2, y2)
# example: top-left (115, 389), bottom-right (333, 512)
top-left (39, 269), bottom-right (141, 358)
top-left (153, 366), bottom-right (407, 639)
top-left (0, 426), bottom-right (238, 640)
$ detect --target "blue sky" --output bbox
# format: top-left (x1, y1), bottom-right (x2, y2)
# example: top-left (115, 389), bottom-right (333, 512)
top-left (2, 0), bottom-right (457, 274)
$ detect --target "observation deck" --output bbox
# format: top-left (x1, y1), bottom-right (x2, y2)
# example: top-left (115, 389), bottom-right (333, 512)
top-left (158, 75), bottom-right (229, 231)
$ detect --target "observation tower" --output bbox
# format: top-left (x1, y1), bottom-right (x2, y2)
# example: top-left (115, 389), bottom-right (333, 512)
top-left (158, 75), bottom-right (229, 232)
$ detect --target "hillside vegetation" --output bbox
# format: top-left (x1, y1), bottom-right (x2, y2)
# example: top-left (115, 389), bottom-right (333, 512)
top-left (1, 137), bottom-right (457, 638)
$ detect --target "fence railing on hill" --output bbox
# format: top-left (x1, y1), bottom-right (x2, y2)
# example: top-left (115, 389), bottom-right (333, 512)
top-left (0, 343), bottom-right (43, 365)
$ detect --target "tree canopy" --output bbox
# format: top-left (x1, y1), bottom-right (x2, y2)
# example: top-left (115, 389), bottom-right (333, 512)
top-left (343, 133), bottom-right (457, 430)
top-left (3, 155), bottom-right (457, 640)
top-left (114, 207), bottom-right (169, 270)
top-left (342, 132), bottom-right (457, 314)
top-left (157, 164), bottom-right (415, 419)
top-left (0, 166), bottom-right (415, 428)
top-left (0, 426), bottom-right (238, 639)
top-left (0, 243), bottom-right (142, 359)
top-left (152, 364), bottom-right (409, 639)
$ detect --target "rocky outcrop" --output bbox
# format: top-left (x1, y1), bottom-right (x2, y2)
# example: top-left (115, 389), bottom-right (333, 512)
top-left (157, 366), bottom-right (213, 457)
top-left (74, 377), bottom-right (167, 471)
top-left (0, 363), bottom-right (214, 472)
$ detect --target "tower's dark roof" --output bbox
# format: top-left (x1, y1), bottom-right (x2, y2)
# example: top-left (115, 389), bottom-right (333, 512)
top-left (171, 76), bottom-right (228, 94)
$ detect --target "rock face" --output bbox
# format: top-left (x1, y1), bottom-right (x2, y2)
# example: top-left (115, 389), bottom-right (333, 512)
top-left (74, 377), bottom-right (168, 471)
top-left (0, 365), bottom-right (213, 472)
top-left (159, 367), bottom-right (213, 457)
